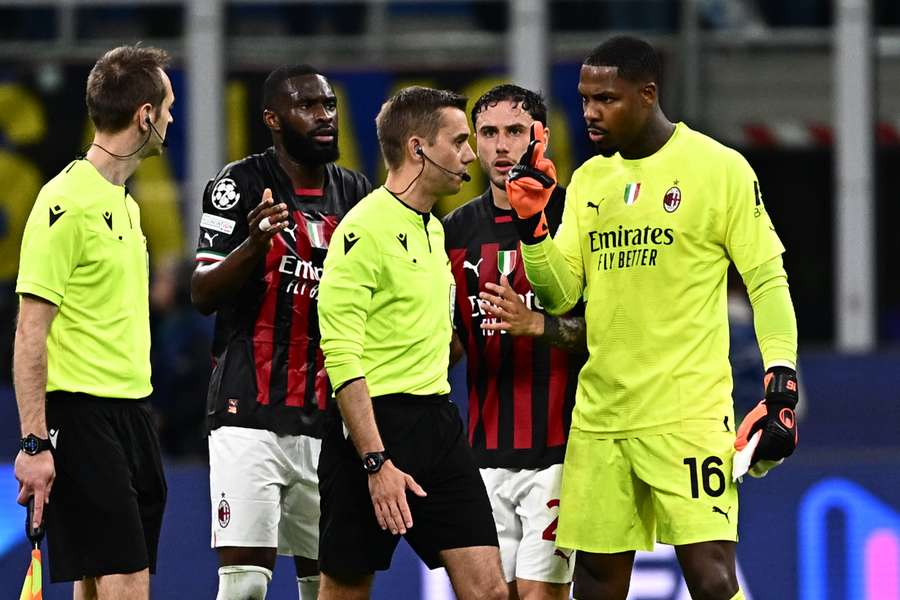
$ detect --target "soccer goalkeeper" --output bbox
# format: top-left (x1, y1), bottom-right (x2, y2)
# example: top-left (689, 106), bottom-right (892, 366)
top-left (507, 36), bottom-right (799, 600)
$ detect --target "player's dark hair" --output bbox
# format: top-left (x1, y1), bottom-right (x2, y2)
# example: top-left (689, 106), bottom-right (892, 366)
top-left (376, 86), bottom-right (468, 170)
top-left (470, 84), bottom-right (547, 129)
top-left (86, 45), bottom-right (170, 133)
top-left (583, 36), bottom-right (661, 84)
top-left (262, 64), bottom-right (322, 111)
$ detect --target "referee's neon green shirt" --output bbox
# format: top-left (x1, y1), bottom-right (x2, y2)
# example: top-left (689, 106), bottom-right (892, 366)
top-left (319, 187), bottom-right (454, 397)
top-left (16, 159), bottom-right (152, 399)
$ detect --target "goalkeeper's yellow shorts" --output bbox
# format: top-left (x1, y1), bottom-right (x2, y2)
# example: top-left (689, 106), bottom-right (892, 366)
top-left (556, 429), bottom-right (739, 553)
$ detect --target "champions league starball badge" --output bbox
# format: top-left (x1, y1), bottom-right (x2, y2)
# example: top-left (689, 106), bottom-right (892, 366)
top-left (663, 186), bottom-right (682, 213)
top-left (211, 178), bottom-right (241, 210)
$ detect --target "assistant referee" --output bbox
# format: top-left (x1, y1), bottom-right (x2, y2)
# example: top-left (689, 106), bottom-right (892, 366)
top-left (317, 87), bottom-right (506, 600)
top-left (13, 45), bottom-right (172, 598)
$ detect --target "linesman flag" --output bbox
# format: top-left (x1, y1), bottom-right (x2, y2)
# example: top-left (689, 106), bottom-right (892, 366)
top-left (20, 496), bottom-right (44, 600)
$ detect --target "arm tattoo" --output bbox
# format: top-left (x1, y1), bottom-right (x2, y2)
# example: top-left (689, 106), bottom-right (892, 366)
top-left (540, 315), bottom-right (587, 354)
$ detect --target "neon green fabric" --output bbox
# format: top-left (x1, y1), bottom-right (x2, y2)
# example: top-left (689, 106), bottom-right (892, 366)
top-left (319, 187), bottom-right (454, 397)
top-left (16, 159), bottom-right (151, 398)
top-left (742, 256), bottom-right (798, 369)
top-left (521, 123), bottom-right (791, 437)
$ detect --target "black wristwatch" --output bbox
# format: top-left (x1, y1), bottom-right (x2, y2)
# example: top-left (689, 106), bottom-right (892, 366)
top-left (20, 434), bottom-right (52, 456)
top-left (362, 451), bottom-right (390, 474)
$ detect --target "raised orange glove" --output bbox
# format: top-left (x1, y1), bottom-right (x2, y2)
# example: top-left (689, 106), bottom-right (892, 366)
top-left (506, 122), bottom-right (557, 244)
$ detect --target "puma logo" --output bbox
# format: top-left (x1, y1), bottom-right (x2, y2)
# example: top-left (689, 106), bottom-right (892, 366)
top-left (712, 506), bottom-right (732, 523)
top-left (554, 549), bottom-right (572, 568)
top-left (586, 200), bottom-right (601, 215)
top-left (463, 258), bottom-right (483, 277)
top-left (283, 223), bottom-right (298, 242)
top-left (203, 231), bottom-right (219, 245)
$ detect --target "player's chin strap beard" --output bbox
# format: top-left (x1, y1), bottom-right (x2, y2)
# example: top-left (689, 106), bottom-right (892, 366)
top-left (385, 156), bottom-right (426, 197)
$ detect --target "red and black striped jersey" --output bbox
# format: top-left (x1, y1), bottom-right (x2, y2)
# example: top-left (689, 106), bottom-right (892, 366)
top-left (443, 186), bottom-right (583, 469)
top-left (196, 148), bottom-right (371, 437)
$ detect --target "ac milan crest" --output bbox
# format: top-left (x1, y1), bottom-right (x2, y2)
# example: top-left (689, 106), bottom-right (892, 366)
top-left (663, 186), bottom-right (682, 213)
top-left (218, 498), bottom-right (231, 528)
top-left (227, 398), bottom-right (239, 414)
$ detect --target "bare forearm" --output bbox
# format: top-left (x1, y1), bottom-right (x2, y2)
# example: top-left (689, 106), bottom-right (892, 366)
top-left (191, 239), bottom-right (266, 314)
top-left (335, 378), bottom-right (385, 458)
top-left (539, 315), bottom-right (587, 353)
top-left (13, 302), bottom-right (55, 436)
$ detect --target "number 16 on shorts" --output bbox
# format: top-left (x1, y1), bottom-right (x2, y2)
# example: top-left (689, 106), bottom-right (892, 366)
top-left (683, 456), bottom-right (726, 498)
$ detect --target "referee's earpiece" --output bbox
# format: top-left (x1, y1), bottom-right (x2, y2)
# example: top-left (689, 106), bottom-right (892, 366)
top-left (415, 146), bottom-right (424, 157)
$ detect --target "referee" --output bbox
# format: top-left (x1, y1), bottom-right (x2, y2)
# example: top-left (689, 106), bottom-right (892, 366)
top-left (13, 45), bottom-right (172, 598)
top-left (317, 87), bottom-right (506, 600)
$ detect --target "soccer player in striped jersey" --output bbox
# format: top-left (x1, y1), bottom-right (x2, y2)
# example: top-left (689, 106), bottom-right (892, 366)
top-left (506, 37), bottom-right (800, 600)
top-left (191, 65), bottom-right (371, 600)
top-left (443, 85), bottom-right (586, 600)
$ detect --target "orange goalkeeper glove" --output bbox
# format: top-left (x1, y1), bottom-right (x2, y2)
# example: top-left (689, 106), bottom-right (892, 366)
top-left (735, 366), bottom-right (799, 473)
top-left (506, 122), bottom-right (557, 244)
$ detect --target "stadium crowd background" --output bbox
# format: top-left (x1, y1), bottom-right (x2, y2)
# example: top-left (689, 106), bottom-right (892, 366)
top-left (0, 1), bottom-right (898, 598)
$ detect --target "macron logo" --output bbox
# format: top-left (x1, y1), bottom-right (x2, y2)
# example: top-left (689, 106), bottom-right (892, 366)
top-left (48, 428), bottom-right (59, 449)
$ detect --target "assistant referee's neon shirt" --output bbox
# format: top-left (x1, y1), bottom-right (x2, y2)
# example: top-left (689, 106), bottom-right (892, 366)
top-left (319, 186), bottom-right (454, 397)
top-left (522, 123), bottom-right (787, 437)
top-left (17, 159), bottom-right (152, 399)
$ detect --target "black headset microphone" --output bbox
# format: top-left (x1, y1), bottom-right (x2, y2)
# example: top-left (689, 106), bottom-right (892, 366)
top-left (415, 146), bottom-right (471, 182)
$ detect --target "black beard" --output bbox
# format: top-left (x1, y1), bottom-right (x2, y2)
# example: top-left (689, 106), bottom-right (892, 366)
top-left (282, 125), bottom-right (340, 165)
top-left (593, 142), bottom-right (616, 158)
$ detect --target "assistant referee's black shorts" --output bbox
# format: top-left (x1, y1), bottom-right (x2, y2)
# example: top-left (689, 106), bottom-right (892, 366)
top-left (318, 394), bottom-right (498, 576)
top-left (45, 392), bottom-right (167, 582)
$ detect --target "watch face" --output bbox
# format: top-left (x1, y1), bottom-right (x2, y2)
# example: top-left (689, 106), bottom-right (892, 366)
top-left (22, 436), bottom-right (38, 454)
top-left (364, 453), bottom-right (383, 472)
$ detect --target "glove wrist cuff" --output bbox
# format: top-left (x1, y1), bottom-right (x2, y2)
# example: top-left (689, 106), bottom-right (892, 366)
top-left (764, 366), bottom-right (798, 409)
top-left (513, 211), bottom-right (549, 245)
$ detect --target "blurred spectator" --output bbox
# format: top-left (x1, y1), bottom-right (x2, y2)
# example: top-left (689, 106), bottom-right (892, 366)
top-left (150, 259), bottom-right (213, 459)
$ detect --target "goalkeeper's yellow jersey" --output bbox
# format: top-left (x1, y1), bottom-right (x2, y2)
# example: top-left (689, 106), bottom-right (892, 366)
top-left (522, 123), bottom-right (786, 437)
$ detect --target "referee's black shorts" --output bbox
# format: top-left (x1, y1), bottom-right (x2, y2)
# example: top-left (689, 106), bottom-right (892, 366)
top-left (45, 392), bottom-right (167, 583)
top-left (318, 394), bottom-right (498, 576)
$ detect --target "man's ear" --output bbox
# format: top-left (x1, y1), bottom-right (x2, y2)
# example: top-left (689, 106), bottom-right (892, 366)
top-left (263, 109), bottom-right (281, 132)
top-left (640, 82), bottom-right (658, 107)
top-left (137, 103), bottom-right (154, 131)
top-left (408, 137), bottom-right (424, 161)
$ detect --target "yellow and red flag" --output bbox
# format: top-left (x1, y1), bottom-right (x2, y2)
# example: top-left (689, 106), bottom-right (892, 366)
top-left (19, 547), bottom-right (42, 600)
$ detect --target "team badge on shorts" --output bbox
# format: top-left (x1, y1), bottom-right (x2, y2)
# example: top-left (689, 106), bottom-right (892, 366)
top-left (663, 186), bottom-right (682, 213)
top-left (218, 497), bottom-right (231, 528)
top-left (211, 178), bottom-right (241, 210)
top-left (227, 398), bottom-right (239, 414)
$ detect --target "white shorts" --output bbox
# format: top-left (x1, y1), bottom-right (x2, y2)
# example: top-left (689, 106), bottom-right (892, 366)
top-left (481, 464), bottom-right (575, 584)
top-left (209, 426), bottom-right (321, 558)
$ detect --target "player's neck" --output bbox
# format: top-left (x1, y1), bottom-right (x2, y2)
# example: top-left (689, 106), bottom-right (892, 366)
top-left (85, 132), bottom-right (143, 186)
top-left (275, 149), bottom-right (326, 191)
top-left (385, 165), bottom-right (437, 213)
top-left (620, 114), bottom-right (676, 161)
top-left (490, 184), bottom-right (511, 210)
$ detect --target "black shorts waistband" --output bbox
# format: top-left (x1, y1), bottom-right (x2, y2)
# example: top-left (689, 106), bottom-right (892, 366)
top-left (371, 393), bottom-right (450, 406)
top-left (47, 391), bottom-right (150, 406)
